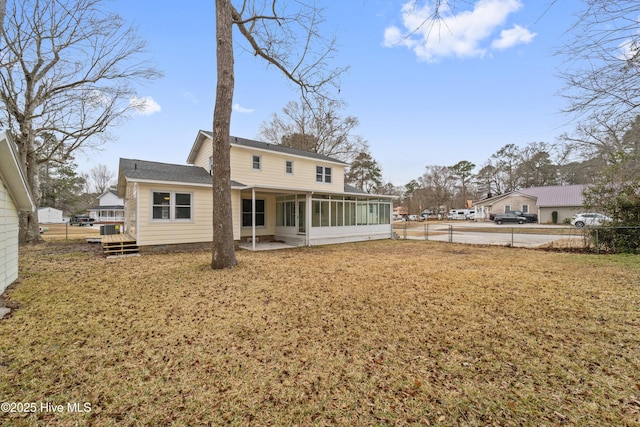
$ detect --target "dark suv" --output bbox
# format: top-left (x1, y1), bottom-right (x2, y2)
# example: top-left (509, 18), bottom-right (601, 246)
top-left (69, 215), bottom-right (95, 226)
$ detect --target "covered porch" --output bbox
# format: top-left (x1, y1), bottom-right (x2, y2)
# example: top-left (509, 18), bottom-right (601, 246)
top-left (239, 185), bottom-right (394, 251)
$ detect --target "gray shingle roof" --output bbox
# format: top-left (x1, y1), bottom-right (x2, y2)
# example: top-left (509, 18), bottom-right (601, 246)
top-left (118, 158), bottom-right (245, 187)
top-left (195, 131), bottom-right (346, 165)
top-left (344, 183), bottom-right (367, 194)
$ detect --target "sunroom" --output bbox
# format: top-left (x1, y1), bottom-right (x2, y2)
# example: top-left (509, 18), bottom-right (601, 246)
top-left (239, 186), bottom-right (393, 250)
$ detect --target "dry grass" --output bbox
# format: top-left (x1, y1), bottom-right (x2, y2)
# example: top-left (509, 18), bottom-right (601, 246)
top-left (1, 240), bottom-right (639, 426)
top-left (40, 223), bottom-right (101, 241)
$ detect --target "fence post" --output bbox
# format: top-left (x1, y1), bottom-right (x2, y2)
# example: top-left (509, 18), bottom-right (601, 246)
top-left (511, 227), bottom-right (514, 247)
top-left (595, 228), bottom-right (599, 255)
top-left (449, 224), bottom-right (453, 243)
top-left (424, 223), bottom-right (428, 240)
top-left (65, 221), bottom-right (68, 241)
top-left (403, 221), bottom-right (407, 240)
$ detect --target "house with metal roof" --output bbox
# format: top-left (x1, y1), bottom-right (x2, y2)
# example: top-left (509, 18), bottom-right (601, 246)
top-left (117, 131), bottom-right (394, 249)
top-left (473, 184), bottom-right (588, 224)
top-left (1, 131), bottom-right (35, 293)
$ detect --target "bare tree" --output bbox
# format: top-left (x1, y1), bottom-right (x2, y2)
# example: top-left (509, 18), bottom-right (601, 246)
top-left (212, 0), bottom-right (345, 269)
top-left (418, 165), bottom-right (454, 213)
top-left (560, 1), bottom-right (640, 123)
top-left (258, 98), bottom-right (367, 163)
top-left (89, 164), bottom-right (116, 194)
top-left (0, 0), bottom-right (161, 243)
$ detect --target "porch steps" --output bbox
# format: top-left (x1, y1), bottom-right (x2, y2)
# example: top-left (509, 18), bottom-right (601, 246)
top-left (101, 234), bottom-right (139, 256)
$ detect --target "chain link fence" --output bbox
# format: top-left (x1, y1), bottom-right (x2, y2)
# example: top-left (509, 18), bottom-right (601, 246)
top-left (392, 221), bottom-right (640, 253)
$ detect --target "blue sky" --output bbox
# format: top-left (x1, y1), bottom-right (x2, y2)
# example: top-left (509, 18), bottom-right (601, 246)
top-left (80, 0), bottom-right (584, 187)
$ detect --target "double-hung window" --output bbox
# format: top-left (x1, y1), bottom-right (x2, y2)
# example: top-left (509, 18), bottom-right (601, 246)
top-left (286, 160), bottom-right (293, 174)
top-left (252, 155), bottom-right (261, 170)
top-left (242, 199), bottom-right (265, 227)
top-left (152, 191), bottom-right (192, 220)
top-left (316, 166), bottom-right (332, 183)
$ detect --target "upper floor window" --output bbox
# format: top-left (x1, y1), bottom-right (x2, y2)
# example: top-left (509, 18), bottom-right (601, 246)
top-left (152, 191), bottom-right (192, 221)
top-left (316, 166), bottom-right (332, 183)
top-left (252, 155), bottom-right (261, 170)
top-left (522, 204), bottom-right (529, 213)
top-left (504, 205), bottom-right (511, 213)
top-left (286, 160), bottom-right (293, 174)
top-left (209, 156), bottom-right (213, 174)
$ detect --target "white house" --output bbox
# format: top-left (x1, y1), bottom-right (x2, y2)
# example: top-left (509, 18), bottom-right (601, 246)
top-left (117, 131), bottom-right (394, 249)
top-left (88, 189), bottom-right (124, 223)
top-left (0, 131), bottom-right (35, 293)
top-left (37, 207), bottom-right (64, 223)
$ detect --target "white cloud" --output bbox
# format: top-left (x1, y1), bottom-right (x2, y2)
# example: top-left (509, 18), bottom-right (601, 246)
top-left (130, 96), bottom-right (161, 115)
top-left (383, 0), bottom-right (534, 62)
top-left (492, 24), bottom-right (536, 50)
top-left (183, 92), bottom-right (198, 104)
top-left (233, 103), bottom-right (255, 113)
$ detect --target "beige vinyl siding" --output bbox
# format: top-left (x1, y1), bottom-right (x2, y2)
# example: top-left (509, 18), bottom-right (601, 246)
top-left (134, 183), bottom-right (241, 246)
top-left (482, 195), bottom-right (538, 217)
top-left (0, 178), bottom-right (19, 292)
top-left (230, 146), bottom-right (345, 191)
top-left (192, 140), bottom-right (213, 171)
top-left (539, 207), bottom-right (582, 224)
top-left (124, 182), bottom-right (138, 239)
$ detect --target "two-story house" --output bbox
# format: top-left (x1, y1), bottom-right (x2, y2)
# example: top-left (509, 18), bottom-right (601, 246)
top-left (88, 189), bottom-right (125, 223)
top-left (117, 131), bottom-right (393, 248)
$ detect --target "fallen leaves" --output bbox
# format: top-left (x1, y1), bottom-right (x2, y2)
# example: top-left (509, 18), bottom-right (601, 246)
top-left (0, 239), bottom-right (638, 426)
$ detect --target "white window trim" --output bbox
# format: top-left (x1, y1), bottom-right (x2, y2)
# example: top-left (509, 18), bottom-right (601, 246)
top-left (151, 190), bottom-right (194, 222)
top-left (316, 166), bottom-right (332, 183)
top-left (285, 160), bottom-right (294, 175)
top-left (252, 154), bottom-right (262, 171)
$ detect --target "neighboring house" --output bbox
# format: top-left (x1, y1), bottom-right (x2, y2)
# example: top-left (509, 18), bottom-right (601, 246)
top-left (473, 184), bottom-right (588, 224)
top-left (0, 131), bottom-right (35, 293)
top-left (88, 189), bottom-right (124, 223)
top-left (117, 131), bottom-right (394, 248)
top-left (37, 207), bottom-right (64, 223)
top-left (393, 206), bottom-right (408, 217)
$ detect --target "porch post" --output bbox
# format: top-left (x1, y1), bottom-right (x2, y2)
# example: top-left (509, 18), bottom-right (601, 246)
top-left (252, 187), bottom-right (256, 251)
top-left (306, 193), bottom-right (311, 246)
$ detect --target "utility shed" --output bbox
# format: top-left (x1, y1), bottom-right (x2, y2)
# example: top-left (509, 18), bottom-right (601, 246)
top-left (38, 207), bottom-right (64, 223)
top-left (0, 131), bottom-right (35, 293)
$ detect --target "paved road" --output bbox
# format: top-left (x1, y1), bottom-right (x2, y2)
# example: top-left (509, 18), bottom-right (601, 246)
top-left (394, 221), bottom-right (584, 248)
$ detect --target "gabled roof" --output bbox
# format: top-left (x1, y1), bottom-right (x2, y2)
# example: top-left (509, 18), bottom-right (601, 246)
top-left (474, 184), bottom-right (587, 208)
top-left (519, 184), bottom-right (587, 207)
top-left (117, 157), bottom-right (390, 198)
top-left (0, 131), bottom-right (35, 212)
top-left (117, 158), bottom-right (245, 196)
top-left (187, 131), bottom-right (346, 165)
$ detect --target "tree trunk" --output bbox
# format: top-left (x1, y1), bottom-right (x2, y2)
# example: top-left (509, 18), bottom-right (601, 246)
top-left (211, 0), bottom-right (237, 269)
top-left (17, 128), bottom-right (43, 244)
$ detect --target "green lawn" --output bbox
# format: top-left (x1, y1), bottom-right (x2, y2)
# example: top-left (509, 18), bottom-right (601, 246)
top-left (1, 240), bottom-right (639, 426)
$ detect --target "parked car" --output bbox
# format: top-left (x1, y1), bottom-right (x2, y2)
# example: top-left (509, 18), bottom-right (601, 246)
top-left (489, 210), bottom-right (537, 223)
top-left (494, 212), bottom-right (527, 224)
top-left (570, 213), bottom-right (611, 228)
top-left (408, 214), bottom-right (418, 221)
top-left (69, 215), bottom-right (95, 226)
